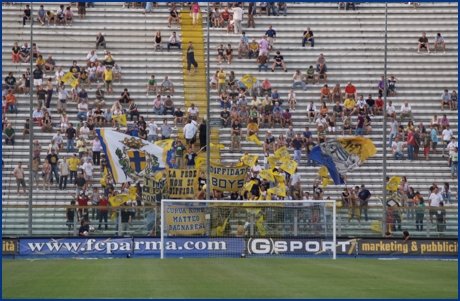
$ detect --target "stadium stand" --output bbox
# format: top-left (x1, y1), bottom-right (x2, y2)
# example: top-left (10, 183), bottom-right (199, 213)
top-left (1, 2), bottom-right (458, 237)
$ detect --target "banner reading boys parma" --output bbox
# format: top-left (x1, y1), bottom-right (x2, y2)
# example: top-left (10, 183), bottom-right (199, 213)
top-left (167, 169), bottom-right (199, 198)
top-left (310, 137), bottom-right (377, 185)
top-left (97, 129), bottom-right (171, 184)
top-left (210, 164), bottom-right (250, 192)
top-left (165, 206), bottom-right (206, 235)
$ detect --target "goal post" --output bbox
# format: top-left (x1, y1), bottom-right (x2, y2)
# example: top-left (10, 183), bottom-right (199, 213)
top-left (160, 200), bottom-right (337, 259)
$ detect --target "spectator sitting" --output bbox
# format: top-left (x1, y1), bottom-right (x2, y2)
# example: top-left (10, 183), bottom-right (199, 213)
top-left (271, 51), bottom-right (287, 72)
top-left (292, 70), bottom-right (306, 91)
top-left (94, 85), bottom-right (105, 108)
top-left (332, 101), bottom-right (344, 121)
top-left (86, 49), bottom-right (98, 67)
top-left (152, 95), bottom-right (164, 115)
top-left (17, 74), bottom-right (27, 95)
top-left (167, 6), bottom-right (180, 28)
top-left (4, 123), bottom-right (15, 145)
top-left (227, 71), bottom-right (237, 90)
top-left (23, 4), bottom-right (31, 27)
top-left (249, 38), bottom-right (259, 59)
top-left (346, 2), bottom-right (355, 10)
top-left (287, 89), bottom-right (296, 111)
top-left (89, 62), bottom-right (98, 89)
top-left (56, 4), bottom-right (66, 26)
top-left (103, 108), bottom-right (114, 127)
top-left (163, 95), bottom-right (175, 115)
top-left (343, 97), bottom-right (356, 116)
top-left (306, 101), bottom-right (317, 122)
top-left (103, 51), bottom-right (115, 67)
top-left (374, 95), bottom-right (384, 115)
top-left (93, 107), bottom-right (104, 127)
top-left (78, 88), bottom-right (89, 103)
top-left (246, 119), bottom-right (259, 138)
top-left (42, 111), bottom-right (53, 132)
top-left (146, 75), bottom-right (158, 96)
top-left (319, 102), bottom-right (329, 116)
top-left (187, 103), bottom-right (199, 120)
top-left (37, 4), bottom-right (46, 25)
top-left (70, 60), bottom-right (81, 79)
top-left (5, 90), bottom-right (18, 114)
top-left (154, 30), bottom-right (163, 52)
top-left (128, 99), bottom-right (139, 121)
top-left (392, 136), bottom-right (405, 160)
top-left (112, 64), bottom-right (122, 84)
top-left (302, 27), bottom-right (315, 47)
top-left (441, 89), bottom-right (452, 111)
top-left (261, 78), bottom-right (272, 96)
top-left (440, 114), bottom-right (450, 130)
top-left (225, 44), bottom-right (233, 65)
top-left (433, 32), bottom-right (446, 53)
top-left (77, 99), bottom-right (88, 121)
top-left (238, 39), bottom-right (250, 59)
top-left (417, 32), bottom-right (430, 54)
top-left (95, 62), bottom-right (106, 83)
top-left (305, 65), bottom-right (316, 85)
top-left (65, 6), bottom-right (74, 26)
top-left (400, 101), bottom-right (414, 122)
top-left (344, 81), bottom-right (357, 99)
top-left (365, 94), bottom-right (375, 116)
top-left (317, 64), bottom-right (327, 84)
top-left (220, 107), bottom-right (231, 128)
top-left (119, 88), bottom-right (131, 104)
top-left (96, 32), bottom-right (106, 51)
top-left (32, 106), bottom-right (43, 126)
top-left (316, 53), bottom-right (327, 73)
top-left (320, 84), bottom-right (332, 103)
top-left (173, 107), bottom-right (184, 129)
top-left (281, 109), bottom-right (292, 128)
top-left (5, 72), bottom-right (17, 94)
top-left (385, 100), bottom-right (396, 120)
top-left (257, 53), bottom-right (269, 72)
top-left (19, 42), bottom-right (31, 63)
top-left (44, 55), bottom-right (56, 76)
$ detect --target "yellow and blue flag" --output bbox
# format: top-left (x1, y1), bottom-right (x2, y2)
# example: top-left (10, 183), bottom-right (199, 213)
top-left (310, 137), bottom-right (377, 185)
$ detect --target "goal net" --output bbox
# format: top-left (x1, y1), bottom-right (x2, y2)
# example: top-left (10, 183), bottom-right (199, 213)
top-left (160, 200), bottom-right (337, 259)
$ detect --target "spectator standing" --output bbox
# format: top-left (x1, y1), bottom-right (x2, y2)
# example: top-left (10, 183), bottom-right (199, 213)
top-left (265, 25), bottom-right (277, 50)
top-left (448, 147), bottom-right (458, 179)
top-left (92, 136), bottom-right (102, 165)
top-left (59, 157), bottom-right (70, 190)
top-left (246, 2), bottom-right (255, 28)
top-left (191, 2), bottom-right (201, 27)
top-left (14, 162), bottom-right (27, 195)
top-left (358, 185), bottom-right (371, 222)
top-left (42, 159), bottom-right (52, 190)
top-left (161, 119), bottom-right (172, 139)
top-left (355, 111), bottom-right (364, 136)
top-left (407, 128), bottom-right (415, 161)
top-left (186, 42), bottom-right (198, 76)
top-left (77, 2), bottom-right (86, 19)
top-left (82, 158), bottom-right (94, 189)
top-left (232, 3), bottom-right (244, 34)
top-left (46, 149), bottom-right (60, 186)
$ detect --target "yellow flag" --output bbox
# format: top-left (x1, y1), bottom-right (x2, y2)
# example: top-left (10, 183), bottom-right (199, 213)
top-left (112, 114), bottom-right (127, 126)
top-left (318, 165), bottom-right (328, 178)
top-left (154, 139), bottom-right (174, 150)
top-left (240, 74), bottom-right (258, 89)
top-left (195, 157), bottom-right (206, 168)
top-left (386, 176), bottom-right (402, 191)
top-left (241, 154), bottom-right (259, 167)
top-left (153, 171), bottom-right (164, 181)
top-left (259, 169), bottom-right (275, 182)
top-left (256, 215), bottom-right (266, 236)
top-left (61, 71), bottom-right (78, 88)
top-left (210, 143), bottom-right (225, 149)
top-left (267, 184), bottom-right (286, 197)
top-left (111, 211), bottom-right (117, 221)
top-left (336, 136), bottom-right (377, 163)
top-left (321, 177), bottom-right (334, 188)
top-left (244, 180), bottom-right (257, 192)
top-left (216, 218), bottom-right (228, 236)
top-left (129, 187), bottom-right (137, 201)
top-left (108, 194), bottom-right (131, 207)
top-left (246, 134), bottom-right (262, 146)
top-left (267, 156), bottom-right (281, 168)
top-left (371, 220), bottom-right (382, 233)
top-left (100, 168), bottom-right (108, 186)
top-left (274, 146), bottom-right (291, 161)
top-left (280, 160), bottom-right (298, 175)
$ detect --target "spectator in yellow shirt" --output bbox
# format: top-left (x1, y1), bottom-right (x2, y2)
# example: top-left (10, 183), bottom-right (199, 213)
top-left (102, 66), bottom-right (113, 95)
top-left (344, 98), bottom-right (356, 116)
top-left (246, 119), bottom-right (259, 138)
top-left (217, 68), bottom-right (227, 96)
top-left (46, 10), bottom-right (56, 26)
top-left (36, 55), bottom-right (46, 71)
top-left (68, 153), bottom-right (80, 184)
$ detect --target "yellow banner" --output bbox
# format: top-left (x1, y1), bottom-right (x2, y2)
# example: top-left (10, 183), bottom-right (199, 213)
top-left (321, 177), bottom-right (334, 188)
top-left (61, 71), bottom-right (78, 88)
top-left (267, 183), bottom-right (286, 197)
top-left (267, 156), bottom-right (281, 168)
top-left (210, 164), bottom-right (249, 192)
top-left (246, 134), bottom-right (262, 146)
top-left (112, 114), bottom-right (127, 126)
top-left (143, 175), bottom-right (168, 204)
top-left (336, 136), bottom-right (377, 163)
top-left (318, 165), bottom-right (328, 177)
top-left (240, 74), bottom-right (258, 89)
top-left (196, 157), bottom-right (206, 168)
top-left (279, 160), bottom-right (298, 175)
top-left (256, 215), bottom-right (266, 236)
top-left (274, 146), bottom-right (291, 162)
top-left (108, 194), bottom-right (131, 207)
top-left (166, 169), bottom-right (198, 198)
top-left (166, 206), bottom-right (206, 235)
top-left (154, 139), bottom-right (174, 150)
top-left (210, 143), bottom-right (225, 149)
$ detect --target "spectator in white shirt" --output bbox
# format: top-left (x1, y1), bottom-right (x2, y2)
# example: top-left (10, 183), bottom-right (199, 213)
top-left (187, 103), bottom-right (199, 120)
top-left (79, 122), bottom-right (90, 140)
top-left (386, 100), bottom-right (396, 120)
top-left (399, 101), bottom-right (414, 122)
top-left (231, 4), bottom-right (244, 34)
top-left (112, 64), bottom-right (122, 84)
top-left (54, 66), bottom-right (64, 91)
top-left (86, 50), bottom-right (98, 67)
top-left (183, 119), bottom-right (198, 149)
top-left (292, 70), bottom-right (306, 91)
top-left (447, 137), bottom-right (458, 156)
top-left (442, 125), bottom-right (453, 157)
top-left (147, 118), bottom-right (158, 142)
top-left (167, 32), bottom-right (181, 52)
top-left (82, 158), bottom-right (94, 189)
top-left (53, 130), bottom-right (64, 152)
top-left (306, 101), bottom-right (317, 122)
top-left (57, 84), bottom-right (69, 114)
top-left (428, 187), bottom-right (442, 223)
top-left (47, 139), bottom-right (60, 154)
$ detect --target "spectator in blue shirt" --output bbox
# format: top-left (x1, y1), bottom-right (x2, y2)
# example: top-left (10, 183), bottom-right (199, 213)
top-left (37, 5), bottom-right (46, 25)
top-left (265, 25), bottom-right (277, 50)
top-left (168, 158), bottom-right (178, 168)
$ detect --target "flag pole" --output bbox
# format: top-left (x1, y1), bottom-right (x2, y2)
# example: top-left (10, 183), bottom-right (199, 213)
top-left (205, 1), bottom-right (211, 201)
top-left (381, 2), bottom-right (388, 236)
top-left (28, 1), bottom-right (34, 236)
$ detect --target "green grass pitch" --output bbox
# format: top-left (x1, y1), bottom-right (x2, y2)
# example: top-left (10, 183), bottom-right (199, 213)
top-left (2, 258), bottom-right (457, 299)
